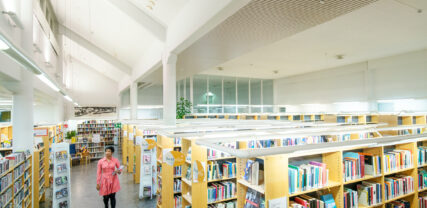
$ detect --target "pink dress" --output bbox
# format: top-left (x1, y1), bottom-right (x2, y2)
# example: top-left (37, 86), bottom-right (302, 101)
top-left (97, 157), bottom-right (121, 196)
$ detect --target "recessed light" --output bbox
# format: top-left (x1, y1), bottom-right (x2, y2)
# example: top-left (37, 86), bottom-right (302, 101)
top-left (217, 67), bottom-right (223, 71)
top-left (273, 70), bottom-right (278, 74)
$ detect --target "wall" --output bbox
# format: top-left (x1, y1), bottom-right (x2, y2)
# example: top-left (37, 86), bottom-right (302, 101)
top-left (138, 84), bottom-right (163, 105)
top-left (65, 60), bottom-right (119, 119)
top-left (274, 49), bottom-right (427, 113)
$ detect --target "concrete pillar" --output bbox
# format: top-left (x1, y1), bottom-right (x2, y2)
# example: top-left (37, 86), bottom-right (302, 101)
top-left (130, 82), bottom-right (137, 120)
top-left (12, 0), bottom-right (34, 152)
top-left (364, 62), bottom-right (378, 112)
top-left (162, 52), bottom-right (177, 125)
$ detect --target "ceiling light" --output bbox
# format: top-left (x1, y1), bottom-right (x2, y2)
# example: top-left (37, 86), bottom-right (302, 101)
top-left (0, 38), bottom-right (9, 50)
top-left (273, 70), bottom-right (278, 74)
top-left (37, 74), bottom-right (60, 92)
top-left (217, 67), bottom-right (223, 71)
top-left (73, 102), bottom-right (79, 106)
top-left (336, 54), bottom-right (344, 60)
top-left (64, 95), bottom-right (72, 102)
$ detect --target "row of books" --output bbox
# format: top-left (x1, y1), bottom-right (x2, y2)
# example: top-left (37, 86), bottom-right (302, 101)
top-left (174, 138), bottom-right (181, 146)
top-left (207, 161), bottom-right (236, 181)
top-left (343, 188), bottom-right (357, 208)
top-left (419, 169), bottom-right (427, 189)
top-left (174, 179), bottom-right (182, 193)
top-left (248, 140), bottom-right (279, 149)
top-left (174, 166), bottom-right (182, 177)
top-left (418, 146), bottom-right (427, 166)
top-left (282, 136), bottom-right (327, 147)
top-left (419, 192), bottom-right (427, 208)
top-left (0, 173), bottom-right (12, 193)
top-left (288, 161), bottom-right (329, 194)
top-left (143, 130), bottom-right (157, 135)
top-left (208, 200), bottom-right (236, 208)
top-left (5, 152), bottom-right (25, 167)
top-left (207, 143), bottom-right (236, 160)
top-left (384, 175), bottom-right (414, 201)
top-left (13, 164), bottom-right (24, 180)
top-left (356, 181), bottom-right (382, 206)
top-left (0, 160), bottom-right (10, 176)
top-left (343, 152), bottom-right (381, 182)
top-left (14, 187), bottom-right (24, 206)
top-left (174, 195), bottom-right (182, 208)
top-left (290, 194), bottom-right (335, 208)
top-left (383, 150), bottom-right (413, 173)
top-left (13, 177), bottom-right (22, 193)
top-left (81, 120), bottom-right (117, 124)
top-left (207, 181), bottom-right (236, 203)
top-left (0, 187), bottom-right (12, 208)
top-left (243, 160), bottom-right (264, 186)
top-left (386, 200), bottom-right (410, 208)
top-left (185, 165), bottom-right (191, 181)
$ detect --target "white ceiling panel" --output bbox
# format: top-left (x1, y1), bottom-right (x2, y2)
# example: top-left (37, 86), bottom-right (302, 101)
top-left (128, 0), bottom-right (190, 25)
top-left (200, 0), bottom-right (427, 79)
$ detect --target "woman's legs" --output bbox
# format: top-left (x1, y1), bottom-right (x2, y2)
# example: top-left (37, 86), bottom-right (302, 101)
top-left (110, 193), bottom-right (116, 208)
top-left (103, 195), bottom-right (109, 208)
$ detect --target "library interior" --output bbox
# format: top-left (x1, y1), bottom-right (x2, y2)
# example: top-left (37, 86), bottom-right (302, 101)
top-left (0, 0), bottom-right (427, 208)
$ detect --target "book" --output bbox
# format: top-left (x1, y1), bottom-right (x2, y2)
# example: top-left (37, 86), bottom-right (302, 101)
top-left (243, 188), bottom-right (262, 208)
top-left (384, 175), bottom-right (414, 201)
top-left (288, 161), bottom-right (329, 194)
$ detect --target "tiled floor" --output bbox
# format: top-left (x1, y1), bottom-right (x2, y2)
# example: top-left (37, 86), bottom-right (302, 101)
top-left (43, 146), bottom-right (157, 208)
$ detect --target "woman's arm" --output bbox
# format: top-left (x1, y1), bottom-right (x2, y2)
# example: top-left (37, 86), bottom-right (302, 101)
top-left (115, 158), bottom-right (122, 174)
top-left (96, 160), bottom-right (102, 186)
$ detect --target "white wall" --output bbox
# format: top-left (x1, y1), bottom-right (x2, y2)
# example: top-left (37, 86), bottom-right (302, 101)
top-left (65, 60), bottom-right (119, 119)
top-left (138, 84), bottom-right (163, 105)
top-left (274, 49), bottom-right (427, 112)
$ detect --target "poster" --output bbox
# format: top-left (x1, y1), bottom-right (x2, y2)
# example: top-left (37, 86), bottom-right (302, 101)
top-left (93, 134), bottom-right (100, 143)
top-left (74, 107), bottom-right (116, 118)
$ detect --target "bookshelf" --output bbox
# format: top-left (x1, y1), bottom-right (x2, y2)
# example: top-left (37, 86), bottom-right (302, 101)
top-left (122, 124), bottom-right (128, 167)
top-left (33, 136), bottom-right (50, 208)
top-left (74, 139), bottom-right (106, 160)
top-left (77, 120), bottom-right (121, 145)
top-left (0, 124), bottom-right (12, 148)
top-left (156, 134), bottom-right (177, 208)
top-left (324, 114), bottom-right (380, 124)
top-left (127, 125), bottom-right (135, 174)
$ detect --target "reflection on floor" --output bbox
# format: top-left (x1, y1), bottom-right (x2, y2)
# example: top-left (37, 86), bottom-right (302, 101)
top-left (43, 146), bottom-right (157, 208)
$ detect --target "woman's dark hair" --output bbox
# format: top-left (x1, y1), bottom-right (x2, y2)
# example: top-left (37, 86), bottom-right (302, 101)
top-left (105, 146), bottom-right (115, 153)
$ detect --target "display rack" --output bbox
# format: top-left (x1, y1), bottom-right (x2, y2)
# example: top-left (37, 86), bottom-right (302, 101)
top-left (0, 124), bottom-right (12, 149)
top-left (77, 120), bottom-right (121, 145)
top-left (52, 143), bottom-right (71, 208)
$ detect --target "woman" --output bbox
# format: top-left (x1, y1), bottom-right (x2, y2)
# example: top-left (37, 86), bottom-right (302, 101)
top-left (96, 146), bottom-right (121, 208)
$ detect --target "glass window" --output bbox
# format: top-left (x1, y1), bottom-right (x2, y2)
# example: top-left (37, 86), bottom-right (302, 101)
top-left (193, 75), bottom-right (208, 113)
top-left (224, 106), bottom-right (236, 114)
top-left (250, 79), bottom-right (261, 105)
top-left (262, 80), bottom-right (274, 105)
top-left (223, 77), bottom-right (236, 105)
top-left (208, 76), bottom-right (222, 105)
top-left (186, 77), bottom-right (191, 101)
top-left (237, 78), bottom-right (249, 105)
top-left (120, 88), bottom-right (130, 107)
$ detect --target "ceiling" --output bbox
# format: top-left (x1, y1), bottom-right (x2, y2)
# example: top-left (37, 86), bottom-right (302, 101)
top-left (128, 0), bottom-right (189, 25)
top-left (51, 0), bottom-right (189, 83)
top-left (200, 0), bottom-right (427, 79)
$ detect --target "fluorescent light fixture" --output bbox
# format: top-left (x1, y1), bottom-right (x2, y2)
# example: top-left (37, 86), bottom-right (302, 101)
top-left (64, 95), bottom-right (72, 102)
top-left (73, 102), bottom-right (79, 106)
top-left (37, 74), bottom-right (60, 92)
top-left (333, 101), bottom-right (364, 105)
top-left (0, 31), bottom-right (42, 74)
top-left (0, 38), bottom-right (9, 50)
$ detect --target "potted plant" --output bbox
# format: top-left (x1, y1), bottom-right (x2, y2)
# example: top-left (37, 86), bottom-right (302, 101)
top-left (176, 97), bottom-right (192, 119)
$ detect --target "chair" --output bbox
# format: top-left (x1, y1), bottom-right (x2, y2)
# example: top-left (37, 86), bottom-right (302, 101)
top-left (80, 151), bottom-right (91, 165)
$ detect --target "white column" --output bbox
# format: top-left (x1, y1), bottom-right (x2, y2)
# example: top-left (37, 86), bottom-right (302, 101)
top-left (162, 52), bottom-right (177, 125)
top-left (12, 0), bottom-right (34, 152)
top-left (54, 97), bottom-right (64, 123)
top-left (364, 62), bottom-right (378, 112)
top-left (130, 82), bottom-right (138, 120)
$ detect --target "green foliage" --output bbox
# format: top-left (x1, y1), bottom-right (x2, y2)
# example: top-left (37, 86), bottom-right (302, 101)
top-left (176, 97), bottom-right (192, 119)
top-left (66, 130), bottom-right (76, 140)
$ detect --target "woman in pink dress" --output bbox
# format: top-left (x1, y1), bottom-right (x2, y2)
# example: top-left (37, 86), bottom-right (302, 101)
top-left (96, 146), bottom-right (121, 208)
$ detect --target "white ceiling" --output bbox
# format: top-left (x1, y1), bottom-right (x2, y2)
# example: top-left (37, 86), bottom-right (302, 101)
top-left (128, 0), bottom-right (189, 25)
top-left (201, 0), bottom-right (427, 79)
top-left (63, 36), bottom-right (127, 82)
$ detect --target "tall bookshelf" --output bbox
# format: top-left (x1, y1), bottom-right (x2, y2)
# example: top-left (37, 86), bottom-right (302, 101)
top-left (33, 136), bottom-right (50, 208)
top-left (0, 151), bottom-right (32, 208)
top-left (156, 135), bottom-right (182, 208)
top-left (77, 120), bottom-right (121, 145)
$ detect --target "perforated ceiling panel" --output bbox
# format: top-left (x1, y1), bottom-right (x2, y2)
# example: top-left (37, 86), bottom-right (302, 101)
top-left (177, 0), bottom-right (378, 79)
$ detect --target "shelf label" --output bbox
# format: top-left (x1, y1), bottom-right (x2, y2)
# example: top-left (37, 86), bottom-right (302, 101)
top-left (164, 151), bottom-right (185, 167)
top-left (34, 128), bottom-right (48, 136)
top-left (145, 139), bottom-right (156, 150)
top-left (136, 136), bottom-right (143, 145)
top-left (193, 160), bottom-right (205, 183)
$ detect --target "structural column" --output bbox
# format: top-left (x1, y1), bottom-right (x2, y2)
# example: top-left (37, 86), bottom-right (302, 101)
top-left (130, 82), bottom-right (138, 120)
top-left (12, 0), bottom-right (34, 152)
top-left (162, 52), bottom-right (177, 125)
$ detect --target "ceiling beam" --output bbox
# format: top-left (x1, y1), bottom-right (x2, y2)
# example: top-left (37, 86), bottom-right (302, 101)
top-left (59, 25), bottom-right (132, 75)
top-left (107, 0), bottom-right (166, 42)
top-left (69, 56), bottom-right (121, 83)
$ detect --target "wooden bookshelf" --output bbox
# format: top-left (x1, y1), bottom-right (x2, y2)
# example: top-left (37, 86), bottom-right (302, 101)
top-left (77, 120), bottom-right (120, 145)
top-left (156, 135), bottom-right (176, 208)
top-left (33, 136), bottom-right (50, 208)
top-left (122, 124), bottom-right (128, 167)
